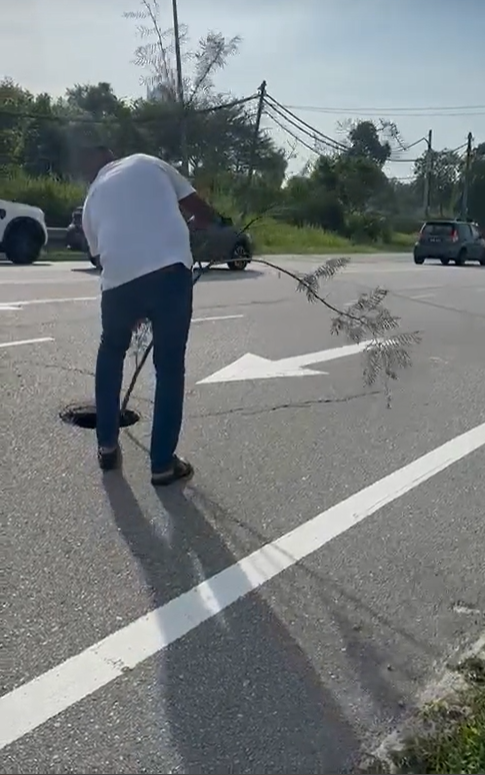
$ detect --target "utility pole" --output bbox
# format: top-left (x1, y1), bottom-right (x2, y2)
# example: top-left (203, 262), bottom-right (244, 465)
top-left (461, 131), bottom-right (473, 220)
top-left (242, 80), bottom-right (266, 220)
top-left (171, 0), bottom-right (189, 176)
top-left (423, 129), bottom-right (432, 219)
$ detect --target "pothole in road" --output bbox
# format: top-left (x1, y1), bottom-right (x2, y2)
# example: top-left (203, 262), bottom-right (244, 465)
top-left (59, 402), bottom-right (140, 429)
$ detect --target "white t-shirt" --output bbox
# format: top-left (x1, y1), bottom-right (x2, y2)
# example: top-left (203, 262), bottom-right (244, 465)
top-left (82, 153), bottom-right (195, 291)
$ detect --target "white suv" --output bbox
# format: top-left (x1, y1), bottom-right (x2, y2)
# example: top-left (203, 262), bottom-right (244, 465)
top-left (0, 199), bottom-right (48, 264)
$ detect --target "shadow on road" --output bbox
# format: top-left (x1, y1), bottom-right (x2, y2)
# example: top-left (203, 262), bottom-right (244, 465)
top-left (71, 266), bottom-right (100, 275)
top-left (102, 472), bottom-right (361, 774)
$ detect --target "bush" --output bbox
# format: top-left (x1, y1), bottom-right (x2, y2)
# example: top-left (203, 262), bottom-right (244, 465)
top-left (345, 212), bottom-right (392, 244)
top-left (0, 169), bottom-right (85, 226)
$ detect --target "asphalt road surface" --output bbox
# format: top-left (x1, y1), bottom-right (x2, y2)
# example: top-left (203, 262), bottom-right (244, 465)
top-left (1, 253), bottom-right (485, 774)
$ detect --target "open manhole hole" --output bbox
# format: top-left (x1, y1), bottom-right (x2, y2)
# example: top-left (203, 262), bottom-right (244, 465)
top-left (60, 402), bottom-right (140, 429)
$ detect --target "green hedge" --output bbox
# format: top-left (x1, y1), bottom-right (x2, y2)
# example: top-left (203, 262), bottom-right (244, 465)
top-left (0, 169), bottom-right (85, 226)
top-left (0, 170), bottom-right (415, 252)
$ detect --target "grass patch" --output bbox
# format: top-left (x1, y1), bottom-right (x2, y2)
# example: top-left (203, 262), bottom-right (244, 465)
top-left (250, 218), bottom-right (414, 255)
top-left (393, 684), bottom-right (485, 773)
top-left (43, 219), bottom-right (413, 264)
top-left (43, 249), bottom-right (85, 262)
top-left (359, 652), bottom-right (485, 775)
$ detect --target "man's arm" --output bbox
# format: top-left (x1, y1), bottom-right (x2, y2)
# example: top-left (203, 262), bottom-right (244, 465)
top-left (155, 158), bottom-right (219, 228)
top-left (82, 197), bottom-right (99, 259)
top-left (178, 192), bottom-right (220, 229)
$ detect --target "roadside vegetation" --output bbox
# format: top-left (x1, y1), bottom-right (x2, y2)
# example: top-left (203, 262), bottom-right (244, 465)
top-left (359, 653), bottom-right (485, 774)
top-left (1, 1), bottom-right (483, 255)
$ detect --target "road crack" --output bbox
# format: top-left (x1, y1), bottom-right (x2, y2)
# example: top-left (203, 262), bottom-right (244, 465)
top-left (189, 390), bottom-right (380, 419)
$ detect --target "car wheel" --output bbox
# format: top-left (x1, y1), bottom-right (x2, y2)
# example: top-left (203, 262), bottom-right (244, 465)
top-left (5, 221), bottom-right (44, 265)
top-left (440, 257), bottom-right (450, 265)
top-left (414, 255), bottom-right (425, 265)
top-left (455, 249), bottom-right (466, 266)
top-left (228, 243), bottom-right (250, 271)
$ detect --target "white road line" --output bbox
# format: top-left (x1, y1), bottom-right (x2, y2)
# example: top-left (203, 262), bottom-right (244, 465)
top-left (193, 314), bottom-right (243, 323)
top-left (0, 279), bottom-right (94, 286)
top-left (1, 419), bottom-right (485, 749)
top-left (0, 337), bottom-right (54, 349)
top-left (6, 296), bottom-right (97, 306)
top-left (0, 296), bottom-right (242, 323)
top-left (410, 293), bottom-right (436, 300)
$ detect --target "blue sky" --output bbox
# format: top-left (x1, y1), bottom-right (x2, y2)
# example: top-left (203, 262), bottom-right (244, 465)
top-left (2, 0), bottom-right (484, 177)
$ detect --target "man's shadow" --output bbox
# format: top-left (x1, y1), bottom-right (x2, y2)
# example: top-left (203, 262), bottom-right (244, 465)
top-left (103, 472), bottom-right (360, 774)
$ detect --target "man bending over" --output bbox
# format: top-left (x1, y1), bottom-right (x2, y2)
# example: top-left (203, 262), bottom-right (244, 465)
top-left (81, 148), bottom-right (217, 485)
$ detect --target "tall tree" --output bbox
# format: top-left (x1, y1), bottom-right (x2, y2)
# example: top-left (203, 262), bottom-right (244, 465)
top-left (413, 149), bottom-right (461, 216)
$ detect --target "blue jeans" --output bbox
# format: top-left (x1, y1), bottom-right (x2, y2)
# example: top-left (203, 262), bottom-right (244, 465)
top-left (95, 263), bottom-right (193, 473)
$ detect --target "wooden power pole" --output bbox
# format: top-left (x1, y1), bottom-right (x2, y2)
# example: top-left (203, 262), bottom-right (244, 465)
top-left (461, 132), bottom-right (473, 220)
top-left (242, 80), bottom-right (267, 220)
top-left (423, 129), bottom-right (432, 219)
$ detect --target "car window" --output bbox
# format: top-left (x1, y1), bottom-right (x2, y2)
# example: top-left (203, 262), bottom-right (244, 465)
top-left (471, 224), bottom-right (481, 239)
top-left (421, 222), bottom-right (455, 236)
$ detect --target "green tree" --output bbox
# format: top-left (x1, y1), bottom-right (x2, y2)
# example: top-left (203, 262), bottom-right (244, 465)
top-left (414, 148), bottom-right (461, 216)
top-left (468, 142), bottom-right (485, 226)
top-left (342, 120), bottom-right (392, 166)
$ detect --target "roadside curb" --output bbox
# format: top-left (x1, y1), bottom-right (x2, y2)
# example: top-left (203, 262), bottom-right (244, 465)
top-left (356, 631), bottom-right (485, 773)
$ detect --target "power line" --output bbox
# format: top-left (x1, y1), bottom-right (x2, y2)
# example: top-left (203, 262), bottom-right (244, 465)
top-left (281, 103), bottom-right (485, 118)
top-left (264, 102), bottom-right (341, 153)
top-left (263, 106), bottom-right (320, 156)
top-left (265, 94), bottom-right (346, 152)
top-left (265, 94), bottom-right (429, 163)
top-left (0, 94), bottom-right (258, 125)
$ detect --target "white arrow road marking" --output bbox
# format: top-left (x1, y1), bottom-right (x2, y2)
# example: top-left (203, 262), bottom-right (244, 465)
top-left (1, 419), bottom-right (485, 749)
top-left (0, 337), bottom-right (54, 349)
top-left (0, 296), bottom-right (243, 324)
top-left (197, 340), bottom-right (373, 384)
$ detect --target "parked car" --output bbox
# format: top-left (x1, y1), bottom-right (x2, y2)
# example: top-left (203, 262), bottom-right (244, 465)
top-left (67, 206), bottom-right (253, 271)
top-left (0, 199), bottom-right (48, 264)
top-left (413, 219), bottom-right (485, 266)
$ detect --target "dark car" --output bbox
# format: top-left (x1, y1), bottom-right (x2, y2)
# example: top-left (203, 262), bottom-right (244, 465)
top-left (68, 206), bottom-right (253, 271)
top-left (187, 213), bottom-right (252, 271)
top-left (413, 219), bottom-right (485, 266)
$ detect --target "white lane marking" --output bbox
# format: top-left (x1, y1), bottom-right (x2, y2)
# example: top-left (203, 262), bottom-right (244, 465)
top-left (7, 296), bottom-right (97, 306)
top-left (0, 337), bottom-right (54, 349)
top-left (1, 419), bottom-right (485, 749)
top-left (0, 295), bottom-right (242, 323)
top-left (193, 314), bottom-right (243, 323)
top-left (410, 293), bottom-right (436, 300)
top-left (0, 278), bottom-right (94, 286)
top-left (0, 304), bottom-right (22, 311)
